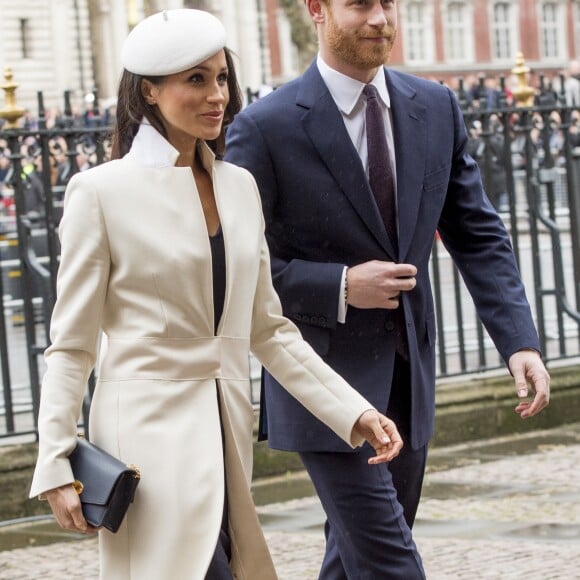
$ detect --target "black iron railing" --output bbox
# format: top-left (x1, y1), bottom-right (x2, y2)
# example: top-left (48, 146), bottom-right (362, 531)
top-left (0, 81), bottom-right (579, 440)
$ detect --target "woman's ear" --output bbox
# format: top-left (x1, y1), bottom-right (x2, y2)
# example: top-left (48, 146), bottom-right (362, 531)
top-left (141, 79), bottom-right (157, 106)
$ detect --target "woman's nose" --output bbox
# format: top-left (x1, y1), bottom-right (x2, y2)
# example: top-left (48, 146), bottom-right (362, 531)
top-left (208, 82), bottom-right (226, 102)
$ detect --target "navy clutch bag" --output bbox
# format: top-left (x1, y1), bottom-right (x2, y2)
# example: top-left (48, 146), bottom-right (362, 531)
top-left (68, 436), bottom-right (141, 533)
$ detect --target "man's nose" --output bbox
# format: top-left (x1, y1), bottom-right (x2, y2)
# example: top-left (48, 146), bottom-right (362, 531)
top-left (368, 2), bottom-right (389, 27)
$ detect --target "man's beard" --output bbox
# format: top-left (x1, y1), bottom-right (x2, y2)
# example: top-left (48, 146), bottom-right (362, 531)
top-left (326, 12), bottom-right (396, 70)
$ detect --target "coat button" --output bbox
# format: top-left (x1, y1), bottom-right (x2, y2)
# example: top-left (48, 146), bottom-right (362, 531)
top-left (385, 321), bottom-right (395, 331)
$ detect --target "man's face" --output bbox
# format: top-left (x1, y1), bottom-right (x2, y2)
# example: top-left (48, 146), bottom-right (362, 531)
top-left (315, 0), bottom-right (397, 82)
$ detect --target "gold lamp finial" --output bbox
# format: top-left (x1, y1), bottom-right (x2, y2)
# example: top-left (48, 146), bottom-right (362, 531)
top-left (0, 67), bottom-right (26, 129)
top-left (511, 52), bottom-right (535, 107)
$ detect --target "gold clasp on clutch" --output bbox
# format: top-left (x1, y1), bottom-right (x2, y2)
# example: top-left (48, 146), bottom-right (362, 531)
top-left (128, 464), bottom-right (141, 479)
top-left (72, 480), bottom-right (84, 495)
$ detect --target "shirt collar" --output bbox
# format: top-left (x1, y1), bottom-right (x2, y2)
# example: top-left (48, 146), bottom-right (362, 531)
top-left (128, 120), bottom-right (216, 170)
top-left (317, 55), bottom-right (391, 115)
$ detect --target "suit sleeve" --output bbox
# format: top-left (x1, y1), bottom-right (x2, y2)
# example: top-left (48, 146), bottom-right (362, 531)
top-left (226, 112), bottom-right (344, 330)
top-left (437, 88), bottom-right (541, 360)
top-left (29, 173), bottom-right (110, 498)
top-left (246, 185), bottom-right (372, 448)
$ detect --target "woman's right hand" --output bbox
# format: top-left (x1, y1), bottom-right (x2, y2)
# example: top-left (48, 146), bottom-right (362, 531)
top-left (44, 484), bottom-right (99, 534)
top-left (353, 409), bottom-right (404, 464)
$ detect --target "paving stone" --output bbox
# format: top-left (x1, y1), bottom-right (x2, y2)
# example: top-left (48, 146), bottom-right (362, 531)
top-left (1, 427), bottom-right (578, 579)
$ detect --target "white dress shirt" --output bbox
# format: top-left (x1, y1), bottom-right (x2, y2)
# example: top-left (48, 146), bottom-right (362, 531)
top-left (316, 56), bottom-right (397, 323)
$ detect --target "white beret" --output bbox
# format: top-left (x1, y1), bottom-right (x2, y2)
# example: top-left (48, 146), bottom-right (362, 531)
top-left (121, 9), bottom-right (227, 76)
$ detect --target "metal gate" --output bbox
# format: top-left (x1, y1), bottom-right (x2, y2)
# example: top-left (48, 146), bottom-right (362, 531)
top-left (0, 88), bottom-right (109, 439)
top-left (1, 76), bottom-right (580, 440)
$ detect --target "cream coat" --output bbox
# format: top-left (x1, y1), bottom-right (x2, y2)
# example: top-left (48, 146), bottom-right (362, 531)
top-left (30, 124), bottom-right (374, 580)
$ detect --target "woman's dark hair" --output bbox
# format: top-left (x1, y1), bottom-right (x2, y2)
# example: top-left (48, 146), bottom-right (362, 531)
top-left (110, 48), bottom-right (243, 160)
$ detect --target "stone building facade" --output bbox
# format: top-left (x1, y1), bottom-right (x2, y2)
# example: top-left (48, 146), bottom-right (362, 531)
top-left (0, 0), bottom-right (94, 115)
top-left (3, 0), bottom-right (578, 118)
top-left (0, 0), bottom-right (295, 117)
top-left (385, 0), bottom-right (578, 86)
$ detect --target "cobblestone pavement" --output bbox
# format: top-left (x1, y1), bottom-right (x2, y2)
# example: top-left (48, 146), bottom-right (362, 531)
top-left (1, 424), bottom-right (579, 579)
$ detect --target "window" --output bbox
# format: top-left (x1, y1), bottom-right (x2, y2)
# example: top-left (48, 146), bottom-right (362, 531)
top-left (576, 1), bottom-right (580, 56)
top-left (540, 2), bottom-right (564, 59)
top-left (403, 1), bottom-right (434, 64)
top-left (20, 18), bottom-right (30, 59)
top-left (491, 2), bottom-right (514, 60)
top-left (445, 1), bottom-right (472, 63)
top-left (573, 1), bottom-right (580, 57)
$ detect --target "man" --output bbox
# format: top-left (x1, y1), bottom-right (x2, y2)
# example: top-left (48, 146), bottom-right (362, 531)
top-left (226, 1), bottom-right (550, 578)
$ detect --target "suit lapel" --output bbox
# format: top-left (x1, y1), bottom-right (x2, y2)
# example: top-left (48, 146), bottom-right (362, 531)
top-left (385, 70), bottom-right (427, 262)
top-left (297, 63), bottom-right (395, 259)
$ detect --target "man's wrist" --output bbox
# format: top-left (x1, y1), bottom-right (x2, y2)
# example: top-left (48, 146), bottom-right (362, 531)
top-left (513, 347), bottom-right (542, 358)
top-left (337, 266), bottom-right (348, 324)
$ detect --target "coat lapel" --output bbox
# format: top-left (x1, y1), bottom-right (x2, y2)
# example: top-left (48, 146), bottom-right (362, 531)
top-left (385, 70), bottom-right (427, 262)
top-left (297, 63), bottom-right (395, 259)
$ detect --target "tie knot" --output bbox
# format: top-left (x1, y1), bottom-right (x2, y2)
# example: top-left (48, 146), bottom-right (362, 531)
top-left (363, 84), bottom-right (379, 101)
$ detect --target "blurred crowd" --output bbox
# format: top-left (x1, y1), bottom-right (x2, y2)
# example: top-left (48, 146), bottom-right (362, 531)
top-left (12, 97), bottom-right (117, 132)
top-left (464, 109), bottom-right (580, 211)
top-left (0, 100), bottom-right (116, 233)
top-left (1, 62), bottom-right (580, 223)
top-left (447, 60), bottom-right (580, 111)
top-left (446, 61), bottom-right (580, 212)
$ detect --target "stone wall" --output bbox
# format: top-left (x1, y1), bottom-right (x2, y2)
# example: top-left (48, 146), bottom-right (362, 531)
top-left (0, 444), bottom-right (50, 522)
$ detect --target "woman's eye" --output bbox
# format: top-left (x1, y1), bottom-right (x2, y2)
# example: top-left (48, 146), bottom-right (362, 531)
top-left (189, 74), bottom-right (204, 84)
top-left (217, 73), bottom-right (229, 85)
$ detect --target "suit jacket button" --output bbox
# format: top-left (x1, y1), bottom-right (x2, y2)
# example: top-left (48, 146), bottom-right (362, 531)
top-left (385, 321), bottom-right (395, 331)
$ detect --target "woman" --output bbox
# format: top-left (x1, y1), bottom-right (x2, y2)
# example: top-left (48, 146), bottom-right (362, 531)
top-left (29, 9), bottom-right (402, 580)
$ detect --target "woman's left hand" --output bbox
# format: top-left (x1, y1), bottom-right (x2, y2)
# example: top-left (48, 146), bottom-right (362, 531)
top-left (354, 410), bottom-right (404, 464)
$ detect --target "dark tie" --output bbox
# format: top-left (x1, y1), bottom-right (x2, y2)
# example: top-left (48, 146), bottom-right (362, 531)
top-left (364, 84), bottom-right (408, 359)
top-left (363, 84), bottom-right (398, 254)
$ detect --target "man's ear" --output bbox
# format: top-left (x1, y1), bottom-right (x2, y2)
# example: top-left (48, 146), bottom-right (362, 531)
top-left (305, 0), bottom-right (326, 24)
top-left (141, 79), bottom-right (158, 106)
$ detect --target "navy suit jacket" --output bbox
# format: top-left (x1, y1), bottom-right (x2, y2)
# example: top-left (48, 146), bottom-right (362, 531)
top-left (225, 62), bottom-right (540, 451)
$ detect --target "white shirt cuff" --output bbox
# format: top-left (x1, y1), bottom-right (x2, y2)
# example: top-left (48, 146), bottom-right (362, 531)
top-left (338, 266), bottom-right (348, 324)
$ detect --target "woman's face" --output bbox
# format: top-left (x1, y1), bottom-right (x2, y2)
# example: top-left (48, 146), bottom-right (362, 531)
top-left (143, 50), bottom-right (229, 149)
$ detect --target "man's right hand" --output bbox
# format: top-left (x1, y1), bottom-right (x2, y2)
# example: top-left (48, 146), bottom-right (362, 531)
top-left (346, 260), bottom-right (417, 309)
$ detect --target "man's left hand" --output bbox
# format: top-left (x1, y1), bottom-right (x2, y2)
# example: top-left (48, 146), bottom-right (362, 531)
top-left (508, 350), bottom-right (550, 418)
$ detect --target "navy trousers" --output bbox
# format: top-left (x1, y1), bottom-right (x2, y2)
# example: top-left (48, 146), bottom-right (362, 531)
top-left (204, 526), bottom-right (232, 580)
top-left (205, 388), bottom-right (233, 580)
top-left (300, 356), bottom-right (427, 579)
